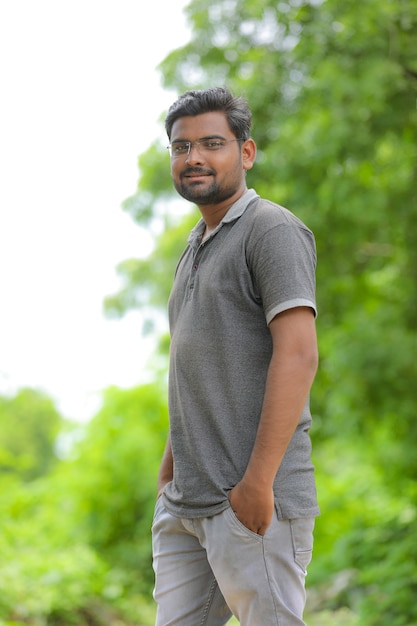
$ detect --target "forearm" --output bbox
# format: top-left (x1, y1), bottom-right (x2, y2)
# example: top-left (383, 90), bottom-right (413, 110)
top-left (157, 431), bottom-right (174, 497)
top-left (243, 347), bottom-right (318, 490)
top-left (229, 308), bottom-right (318, 535)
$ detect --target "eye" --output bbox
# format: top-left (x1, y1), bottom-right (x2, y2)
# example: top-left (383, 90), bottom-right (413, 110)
top-left (171, 142), bottom-right (190, 154)
top-left (201, 140), bottom-right (224, 150)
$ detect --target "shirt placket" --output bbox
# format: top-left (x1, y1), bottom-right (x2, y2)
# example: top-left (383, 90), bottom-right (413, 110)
top-left (187, 239), bottom-right (207, 298)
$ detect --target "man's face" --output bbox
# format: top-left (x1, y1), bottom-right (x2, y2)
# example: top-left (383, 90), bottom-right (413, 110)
top-left (169, 111), bottom-right (251, 207)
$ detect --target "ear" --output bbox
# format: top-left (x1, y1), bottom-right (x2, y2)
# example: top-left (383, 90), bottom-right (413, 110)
top-left (242, 138), bottom-right (257, 171)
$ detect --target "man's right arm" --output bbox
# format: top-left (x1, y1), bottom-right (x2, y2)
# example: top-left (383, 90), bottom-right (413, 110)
top-left (157, 431), bottom-right (173, 498)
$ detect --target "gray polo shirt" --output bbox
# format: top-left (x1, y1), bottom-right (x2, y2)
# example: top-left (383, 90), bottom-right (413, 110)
top-left (163, 189), bottom-right (319, 520)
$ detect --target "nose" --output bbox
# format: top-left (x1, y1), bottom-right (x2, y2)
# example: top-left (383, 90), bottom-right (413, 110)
top-left (185, 143), bottom-right (205, 165)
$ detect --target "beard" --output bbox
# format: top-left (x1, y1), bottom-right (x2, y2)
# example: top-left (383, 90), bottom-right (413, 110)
top-left (174, 170), bottom-right (240, 206)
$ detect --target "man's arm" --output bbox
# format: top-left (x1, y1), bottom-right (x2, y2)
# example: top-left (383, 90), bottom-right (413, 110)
top-left (157, 431), bottom-right (174, 499)
top-left (229, 306), bottom-right (318, 535)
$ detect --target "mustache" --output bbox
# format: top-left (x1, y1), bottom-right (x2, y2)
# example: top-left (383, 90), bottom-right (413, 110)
top-left (181, 167), bottom-right (215, 177)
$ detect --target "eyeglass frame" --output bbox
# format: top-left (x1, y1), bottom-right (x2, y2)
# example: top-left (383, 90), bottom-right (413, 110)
top-left (166, 136), bottom-right (244, 158)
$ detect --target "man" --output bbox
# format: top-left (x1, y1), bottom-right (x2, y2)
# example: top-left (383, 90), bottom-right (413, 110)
top-left (152, 87), bottom-right (319, 626)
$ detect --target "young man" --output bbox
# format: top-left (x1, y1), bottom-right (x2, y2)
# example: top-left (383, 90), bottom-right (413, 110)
top-left (152, 87), bottom-right (319, 626)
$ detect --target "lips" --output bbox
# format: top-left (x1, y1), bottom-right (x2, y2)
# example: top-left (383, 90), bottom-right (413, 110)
top-left (185, 175), bottom-right (210, 183)
top-left (182, 168), bottom-right (214, 180)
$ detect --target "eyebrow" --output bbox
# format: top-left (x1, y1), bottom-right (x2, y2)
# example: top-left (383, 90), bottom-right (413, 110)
top-left (171, 134), bottom-right (228, 143)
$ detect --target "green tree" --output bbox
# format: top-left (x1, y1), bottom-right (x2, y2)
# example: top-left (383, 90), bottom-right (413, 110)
top-left (0, 388), bottom-right (62, 481)
top-left (0, 390), bottom-right (113, 626)
top-left (68, 383), bottom-right (168, 594)
top-left (0, 382), bottom-right (167, 625)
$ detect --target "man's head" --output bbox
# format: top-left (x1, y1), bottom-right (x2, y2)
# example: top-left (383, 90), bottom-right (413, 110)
top-left (165, 87), bottom-right (252, 142)
top-left (165, 88), bottom-right (256, 210)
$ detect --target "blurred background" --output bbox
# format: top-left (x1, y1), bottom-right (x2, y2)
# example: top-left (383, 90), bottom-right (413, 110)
top-left (1, 1), bottom-right (416, 625)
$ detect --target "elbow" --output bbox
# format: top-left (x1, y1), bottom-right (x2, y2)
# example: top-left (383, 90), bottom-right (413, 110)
top-left (297, 343), bottom-right (319, 382)
top-left (310, 348), bottom-right (319, 380)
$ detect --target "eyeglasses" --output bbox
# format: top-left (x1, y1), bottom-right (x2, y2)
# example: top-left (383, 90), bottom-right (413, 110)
top-left (167, 138), bottom-right (242, 158)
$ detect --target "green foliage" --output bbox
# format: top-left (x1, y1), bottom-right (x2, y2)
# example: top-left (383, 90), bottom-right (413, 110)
top-left (0, 388), bottom-right (63, 481)
top-left (66, 383), bottom-right (168, 593)
top-left (121, 140), bottom-right (174, 226)
top-left (0, 384), bottom-right (167, 625)
top-left (0, 475), bottom-right (110, 625)
top-left (104, 208), bottom-right (199, 330)
top-left (351, 515), bottom-right (417, 626)
top-left (305, 439), bottom-right (417, 624)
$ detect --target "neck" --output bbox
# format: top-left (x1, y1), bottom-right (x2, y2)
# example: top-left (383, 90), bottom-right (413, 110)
top-left (198, 187), bottom-right (247, 229)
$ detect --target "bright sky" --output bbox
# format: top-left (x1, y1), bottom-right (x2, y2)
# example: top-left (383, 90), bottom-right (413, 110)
top-left (0, 0), bottom-right (190, 421)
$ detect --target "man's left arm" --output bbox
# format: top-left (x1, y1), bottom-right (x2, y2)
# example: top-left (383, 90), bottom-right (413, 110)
top-left (229, 306), bottom-right (318, 535)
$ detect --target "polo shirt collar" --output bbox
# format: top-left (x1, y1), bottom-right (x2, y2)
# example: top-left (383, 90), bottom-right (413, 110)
top-left (188, 188), bottom-right (259, 246)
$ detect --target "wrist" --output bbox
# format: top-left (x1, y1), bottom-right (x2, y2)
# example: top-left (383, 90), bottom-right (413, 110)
top-left (241, 471), bottom-right (274, 492)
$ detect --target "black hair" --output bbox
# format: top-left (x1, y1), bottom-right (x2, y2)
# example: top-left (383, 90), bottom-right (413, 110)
top-left (165, 87), bottom-right (252, 141)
